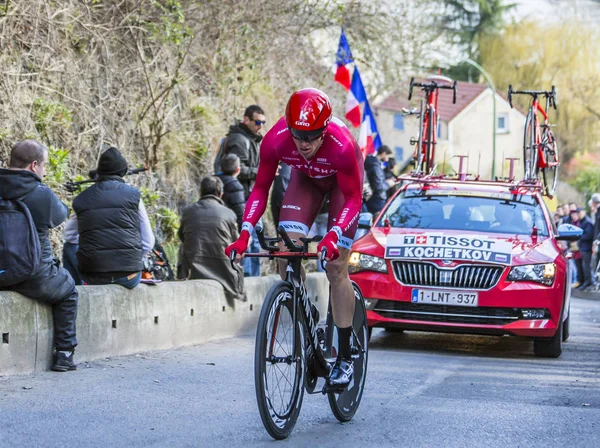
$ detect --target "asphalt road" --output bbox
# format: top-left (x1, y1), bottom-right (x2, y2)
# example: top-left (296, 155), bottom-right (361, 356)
top-left (1, 297), bottom-right (599, 448)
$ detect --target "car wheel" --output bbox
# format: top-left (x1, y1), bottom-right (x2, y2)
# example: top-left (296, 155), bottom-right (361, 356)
top-left (562, 313), bottom-right (570, 342)
top-left (533, 320), bottom-right (563, 358)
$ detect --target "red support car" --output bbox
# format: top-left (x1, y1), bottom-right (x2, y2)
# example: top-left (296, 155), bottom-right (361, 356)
top-left (350, 176), bottom-right (582, 358)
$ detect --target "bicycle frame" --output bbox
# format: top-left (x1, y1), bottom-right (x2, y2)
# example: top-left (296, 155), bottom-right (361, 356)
top-left (407, 76), bottom-right (457, 175)
top-left (245, 229), bottom-right (330, 380)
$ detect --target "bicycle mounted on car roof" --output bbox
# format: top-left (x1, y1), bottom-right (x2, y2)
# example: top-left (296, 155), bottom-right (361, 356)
top-left (508, 85), bottom-right (559, 197)
top-left (403, 75), bottom-right (458, 176)
top-left (230, 226), bottom-right (369, 440)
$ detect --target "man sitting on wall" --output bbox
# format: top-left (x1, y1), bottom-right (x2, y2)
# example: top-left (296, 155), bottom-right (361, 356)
top-left (64, 147), bottom-right (154, 288)
top-left (178, 176), bottom-right (246, 302)
top-left (0, 140), bottom-right (78, 372)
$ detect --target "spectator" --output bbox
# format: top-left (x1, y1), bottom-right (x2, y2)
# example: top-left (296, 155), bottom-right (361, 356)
top-left (0, 140), bottom-right (78, 372)
top-left (575, 207), bottom-right (595, 289)
top-left (270, 162), bottom-right (291, 227)
top-left (589, 194), bottom-right (600, 281)
top-left (364, 145), bottom-right (394, 214)
top-left (568, 208), bottom-right (584, 288)
top-left (384, 157), bottom-right (400, 199)
top-left (65, 147), bottom-right (154, 289)
top-left (222, 104), bottom-right (265, 277)
top-left (554, 206), bottom-right (565, 227)
top-left (217, 154), bottom-right (245, 230)
top-left (178, 176), bottom-right (245, 302)
top-left (62, 218), bottom-right (82, 285)
top-left (223, 104), bottom-right (265, 200)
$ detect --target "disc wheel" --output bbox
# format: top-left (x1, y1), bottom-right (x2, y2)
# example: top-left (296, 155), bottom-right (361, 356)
top-left (541, 129), bottom-right (559, 197)
top-left (325, 283), bottom-right (369, 422)
top-left (254, 281), bottom-right (305, 440)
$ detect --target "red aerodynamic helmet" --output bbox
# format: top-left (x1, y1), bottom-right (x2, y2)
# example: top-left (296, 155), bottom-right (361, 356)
top-left (285, 88), bottom-right (332, 141)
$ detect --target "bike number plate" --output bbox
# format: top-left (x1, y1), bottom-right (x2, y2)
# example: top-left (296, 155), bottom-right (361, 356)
top-left (411, 289), bottom-right (478, 307)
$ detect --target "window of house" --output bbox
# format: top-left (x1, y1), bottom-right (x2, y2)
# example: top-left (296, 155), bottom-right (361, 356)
top-left (497, 113), bottom-right (509, 133)
top-left (437, 120), bottom-right (448, 140)
top-left (394, 113), bottom-right (404, 131)
top-left (395, 147), bottom-right (404, 161)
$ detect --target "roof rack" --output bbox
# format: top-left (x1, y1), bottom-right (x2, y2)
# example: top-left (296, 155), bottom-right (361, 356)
top-left (397, 156), bottom-right (545, 193)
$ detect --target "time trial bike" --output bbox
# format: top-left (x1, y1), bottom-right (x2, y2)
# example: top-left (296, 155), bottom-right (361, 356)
top-left (237, 226), bottom-right (369, 440)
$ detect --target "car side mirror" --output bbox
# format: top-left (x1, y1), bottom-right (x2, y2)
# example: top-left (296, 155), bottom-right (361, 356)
top-left (556, 223), bottom-right (583, 242)
top-left (358, 212), bottom-right (373, 230)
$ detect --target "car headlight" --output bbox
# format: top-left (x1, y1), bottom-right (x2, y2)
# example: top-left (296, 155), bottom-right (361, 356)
top-left (348, 252), bottom-right (388, 274)
top-left (507, 263), bottom-right (556, 286)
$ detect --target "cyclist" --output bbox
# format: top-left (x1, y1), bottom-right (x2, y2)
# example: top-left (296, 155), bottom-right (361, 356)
top-left (225, 88), bottom-right (364, 391)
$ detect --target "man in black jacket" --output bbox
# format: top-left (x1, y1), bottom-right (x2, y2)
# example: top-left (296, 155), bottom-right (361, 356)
top-left (224, 104), bottom-right (265, 200)
top-left (0, 140), bottom-right (78, 372)
top-left (65, 147), bottom-right (154, 288)
top-left (575, 207), bottom-right (596, 289)
top-left (223, 104), bottom-right (265, 277)
top-left (364, 145), bottom-right (394, 214)
top-left (218, 154), bottom-right (245, 230)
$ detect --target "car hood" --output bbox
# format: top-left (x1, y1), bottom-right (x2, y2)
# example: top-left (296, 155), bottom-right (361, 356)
top-left (353, 228), bottom-right (560, 266)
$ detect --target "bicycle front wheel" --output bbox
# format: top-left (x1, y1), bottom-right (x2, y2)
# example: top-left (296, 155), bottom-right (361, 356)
top-left (326, 283), bottom-right (369, 422)
top-left (523, 110), bottom-right (538, 180)
top-left (541, 129), bottom-right (559, 197)
top-left (254, 281), bottom-right (305, 440)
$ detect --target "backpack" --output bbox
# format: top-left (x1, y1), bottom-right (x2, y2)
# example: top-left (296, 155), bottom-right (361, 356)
top-left (213, 135), bottom-right (251, 175)
top-left (0, 195), bottom-right (42, 287)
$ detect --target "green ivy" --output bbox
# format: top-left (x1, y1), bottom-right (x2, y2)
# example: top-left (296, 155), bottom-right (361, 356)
top-left (32, 98), bottom-right (72, 140)
top-left (45, 146), bottom-right (71, 188)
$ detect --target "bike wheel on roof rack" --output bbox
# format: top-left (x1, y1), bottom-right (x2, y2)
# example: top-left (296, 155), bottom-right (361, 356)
top-left (541, 128), bottom-right (559, 197)
top-left (523, 110), bottom-right (538, 181)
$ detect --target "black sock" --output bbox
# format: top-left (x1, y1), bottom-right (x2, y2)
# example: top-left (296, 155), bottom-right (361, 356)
top-left (337, 326), bottom-right (352, 360)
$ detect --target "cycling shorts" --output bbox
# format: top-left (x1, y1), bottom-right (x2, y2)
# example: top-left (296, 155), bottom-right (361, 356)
top-left (278, 169), bottom-right (358, 250)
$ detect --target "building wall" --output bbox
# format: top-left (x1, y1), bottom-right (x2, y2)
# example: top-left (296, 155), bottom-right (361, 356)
top-left (442, 90), bottom-right (526, 180)
top-left (375, 107), bottom-right (420, 165)
top-left (376, 90), bottom-right (526, 179)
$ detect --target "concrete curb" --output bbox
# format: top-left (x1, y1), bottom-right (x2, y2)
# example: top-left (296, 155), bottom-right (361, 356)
top-left (0, 274), bottom-right (330, 376)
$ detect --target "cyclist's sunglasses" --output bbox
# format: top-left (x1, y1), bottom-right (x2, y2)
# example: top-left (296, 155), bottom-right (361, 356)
top-left (289, 127), bottom-right (325, 142)
top-left (254, 119), bottom-right (266, 126)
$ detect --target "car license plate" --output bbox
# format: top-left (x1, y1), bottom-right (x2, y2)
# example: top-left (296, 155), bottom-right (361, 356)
top-left (411, 289), bottom-right (478, 307)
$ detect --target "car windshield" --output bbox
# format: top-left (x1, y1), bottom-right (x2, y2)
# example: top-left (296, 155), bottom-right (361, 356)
top-left (378, 190), bottom-right (549, 236)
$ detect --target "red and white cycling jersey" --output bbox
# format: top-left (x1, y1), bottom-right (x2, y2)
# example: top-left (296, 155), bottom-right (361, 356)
top-left (241, 116), bottom-right (364, 243)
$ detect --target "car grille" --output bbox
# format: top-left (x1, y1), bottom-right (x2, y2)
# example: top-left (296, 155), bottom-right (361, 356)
top-left (373, 300), bottom-right (521, 326)
top-left (393, 261), bottom-right (504, 290)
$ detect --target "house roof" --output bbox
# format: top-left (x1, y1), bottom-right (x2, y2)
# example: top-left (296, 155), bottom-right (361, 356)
top-left (376, 81), bottom-right (491, 122)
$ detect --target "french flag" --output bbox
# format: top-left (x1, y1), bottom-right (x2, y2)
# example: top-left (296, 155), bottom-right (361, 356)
top-left (359, 101), bottom-right (382, 157)
top-left (334, 28), bottom-right (353, 91)
top-left (345, 67), bottom-right (366, 128)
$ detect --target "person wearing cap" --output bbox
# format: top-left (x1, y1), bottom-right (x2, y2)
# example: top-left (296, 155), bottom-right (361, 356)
top-left (65, 147), bottom-right (154, 288)
top-left (364, 145), bottom-right (395, 214)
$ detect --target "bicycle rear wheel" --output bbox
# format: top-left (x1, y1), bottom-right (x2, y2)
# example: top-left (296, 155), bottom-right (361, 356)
top-left (523, 110), bottom-right (538, 180)
top-left (541, 129), bottom-right (559, 197)
top-left (255, 281), bottom-right (305, 440)
top-left (326, 283), bottom-right (369, 422)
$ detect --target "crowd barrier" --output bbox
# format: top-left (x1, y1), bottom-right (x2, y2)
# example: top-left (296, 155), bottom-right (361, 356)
top-left (0, 274), bottom-right (330, 376)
